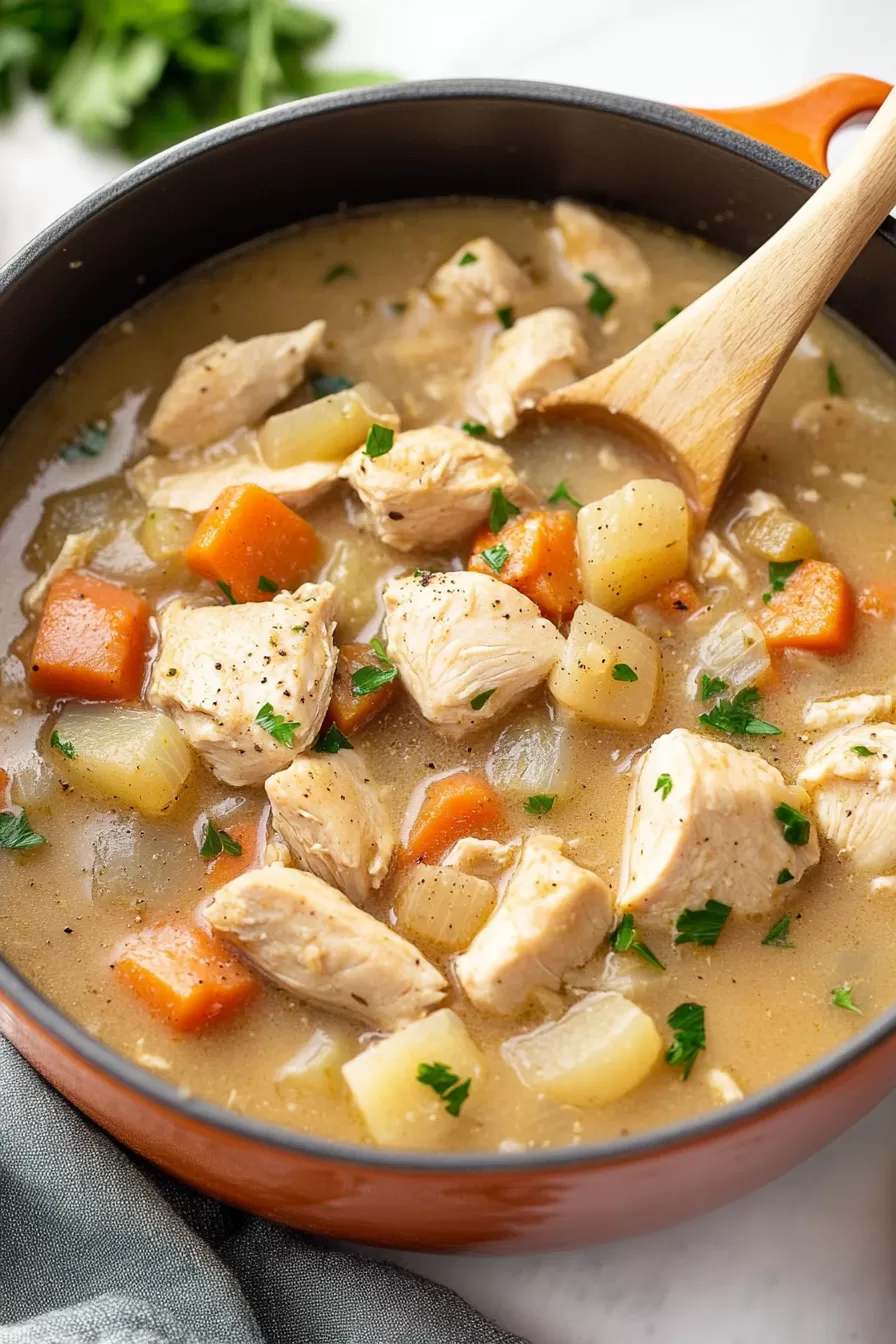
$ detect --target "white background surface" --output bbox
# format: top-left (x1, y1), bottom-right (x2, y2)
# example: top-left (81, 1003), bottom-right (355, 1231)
top-left (2, 2), bottom-right (896, 1340)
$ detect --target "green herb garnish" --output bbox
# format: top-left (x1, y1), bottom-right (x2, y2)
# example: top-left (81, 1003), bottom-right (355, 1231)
top-left (0, 810), bottom-right (45, 850)
top-left (489, 487), bottom-right (520, 535)
top-left (654, 773), bottom-right (673, 800)
top-left (496, 306), bottom-right (514, 329)
top-left (199, 820), bottom-right (242, 860)
top-left (762, 914), bottom-right (794, 947)
top-left (313, 723), bottom-right (353, 754)
top-left (610, 913), bottom-right (665, 971)
top-left (312, 374), bottom-right (353, 399)
top-left (480, 544), bottom-right (508, 574)
top-left (700, 674), bottom-right (729, 702)
top-left (524, 794), bottom-right (556, 816)
top-left (777, 868), bottom-right (794, 884)
top-left (470, 689), bottom-right (497, 711)
top-left (458, 251), bottom-right (478, 266)
top-left (827, 361), bottom-right (844, 397)
top-left (582, 271), bottom-right (615, 317)
top-left (217, 580), bottom-right (237, 604)
top-left (774, 802), bottom-right (811, 846)
top-left (612, 663), bottom-right (638, 682)
top-left (699, 687), bottom-right (781, 737)
top-left (547, 481), bottom-right (583, 509)
top-left (417, 1061), bottom-right (471, 1116)
top-left (831, 984), bottom-right (862, 1014)
top-left (351, 640), bottom-right (398, 697)
top-left (675, 899), bottom-right (732, 948)
top-left (665, 1002), bottom-right (706, 1079)
top-left (364, 423), bottom-right (394, 458)
top-left (59, 421), bottom-right (108, 462)
top-left (255, 702), bottom-right (300, 747)
top-left (768, 559), bottom-right (802, 592)
top-left (323, 263), bottom-right (354, 283)
top-left (850, 744), bottom-right (875, 757)
top-left (653, 305), bottom-right (683, 331)
top-left (257, 575), bottom-right (278, 594)
top-left (50, 730), bottom-right (76, 760)
top-left (461, 421), bottom-right (488, 437)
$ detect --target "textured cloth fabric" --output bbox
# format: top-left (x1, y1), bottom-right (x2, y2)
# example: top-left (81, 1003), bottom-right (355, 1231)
top-left (0, 1036), bottom-right (524, 1344)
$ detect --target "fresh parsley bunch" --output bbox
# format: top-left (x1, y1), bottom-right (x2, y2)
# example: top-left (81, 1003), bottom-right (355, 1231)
top-left (0, 0), bottom-right (390, 157)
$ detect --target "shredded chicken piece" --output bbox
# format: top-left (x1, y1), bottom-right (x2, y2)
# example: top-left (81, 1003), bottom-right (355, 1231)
top-left (475, 307), bottom-right (588, 437)
top-left (22, 530), bottom-right (100, 616)
top-left (549, 199), bottom-right (651, 300)
top-left (799, 722), bottom-right (896, 871)
top-left (130, 452), bottom-right (339, 514)
top-left (803, 693), bottom-right (894, 730)
top-left (428, 237), bottom-right (528, 317)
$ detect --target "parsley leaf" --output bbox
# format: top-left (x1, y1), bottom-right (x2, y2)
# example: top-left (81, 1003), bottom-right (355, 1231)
top-left (851, 744), bottom-right (875, 757)
top-left (50, 730), bottom-right (76, 760)
top-left (370, 637), bottom-right (390, 665)
top-left (480, 543), bottom-right (508, 574)
top-left (612, 663), bottom-right (638, 682)
top-left (312, 374), bottom-right (353, 399)
top-left (351, 641), bottom-right (398, 697)
top-left (653, 305), bottom-right (683, 331)
top-left (217, 580), bottom-right (237, 605)
top-left (768, 559), bottom-right (802, 592)
top-left (313, 723), bottom-right (353, 753)
top-left (654, 772), bottom-right (673, 800)
top-left (665, 1002), bottom-right (706, 1079)
top-left (524, 794), bottom-right (555, 816)
top-left (582, 271), bottom-right (615, 317)
top-left (827, 361), bottom-right (844, 397)
top-left (777, 868), bottom-right (794, 884)
top-left (675, 899), bottom-right (732, 947)
top-left (762, 914), bottom-right (794, 947)
top-left (458, 251), bottom-right (478, 266)
top-left (0, 810), bottom-right (45, 850)
top-left (364, 423), bottom-right (394, 458)
top-left (700, 674), bottom-right (729, 702)
top-left (496, 306), bottom-right (514, 329)
top-left (699, 687), bottom-right (781, 736)
top-left (461, 421), bottom-right (487, 437)
top-left (489, 487), bottom-right (520, 535)
top-left (416, 1061), bottom-right (472, 1116)
top-left (547, 480), bottom-right (583, 509)
top-left (610, 913), bottom-right (665, 971)
top-left (323, 263), bottom-right (354, 283)
top-left (199, 819), bottom-right (242, 860)
top-left (255, 703), bottom-right (300, 747)
top-left (774, 802), bottom-right (811, 846)
top-left (471, 689), bottom-right (497, 710)
top-left (257, 575), bottom-right (278, 594)
top-left (831, 984), bottom-right (862, 1014)
top-left (59, 421), bottom-right (108, 462)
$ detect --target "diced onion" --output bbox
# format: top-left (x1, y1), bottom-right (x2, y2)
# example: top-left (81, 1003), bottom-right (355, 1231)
top-left (140, 508), bottom-right (196, 562)
top-left (395, 864), bottom-right (496, 950)
top-left (697, 610), bottom-right (770, 693)
top-left (486, 709), bottom-right (574, 798)
top-left (736, 508), bottom-right (818, 563)
top-left (10, 755), bottom-right (57, 811)
top-left (258, 382), bottom-right (400, 468)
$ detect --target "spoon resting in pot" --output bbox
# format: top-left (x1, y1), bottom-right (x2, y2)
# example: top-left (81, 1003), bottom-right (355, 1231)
top-left (539, 87), bottom-right (896, 523)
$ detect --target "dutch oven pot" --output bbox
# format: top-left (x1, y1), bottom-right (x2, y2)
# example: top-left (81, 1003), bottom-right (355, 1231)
top-left (0, 73), bottom-right (894, 1253)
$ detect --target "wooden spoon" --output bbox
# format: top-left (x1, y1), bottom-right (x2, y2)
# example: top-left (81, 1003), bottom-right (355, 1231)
top-left (540, 88), bottom-right (896, 522)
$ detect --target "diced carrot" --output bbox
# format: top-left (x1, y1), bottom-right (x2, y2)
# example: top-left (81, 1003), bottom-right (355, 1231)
top-left (652, 578), bottom-right (703, 618)
top-left (204, 818), bottom-right (264, 890)
top-left (469, 509), bottom-right (582, 623)
top-left (857, 584), bottom-right (896, 618)
top-left (326, 641), bottom-right (397, 737)
top-left (0, 768), bottom-right (8, 806)
top-left (114, 919), bottom-right (258, 1032)
top-left (759, 559), bottom-right (854, 654)
top-left (401, 771), bottom-right (505, 867)
top-left (183, 483), bottom-right (319, 603)
top-left (29, 571), bottom-right (150, 701)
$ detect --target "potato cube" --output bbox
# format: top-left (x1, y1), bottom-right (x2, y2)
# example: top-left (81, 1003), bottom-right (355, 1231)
top-left (503, 991), bottom-right (661, 1106)
top-left (343, 1008), bottom-right (483, 1149)
top-left (259, 382), bottom-right (400, 468)
top-left (53, 704), bottom-right (192, 816)
top-left (395, 865), bottom-right (497, 951)
top-left (736, 508), bottom-right (819, 563)
top-left (549, 602), bottom-right (659, 727)
top-left (578, 478), bottom-right (689, 613)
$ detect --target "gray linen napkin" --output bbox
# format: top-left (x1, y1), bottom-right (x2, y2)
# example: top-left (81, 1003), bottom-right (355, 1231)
top-left (0, 1036), bottom-right (525, 1344)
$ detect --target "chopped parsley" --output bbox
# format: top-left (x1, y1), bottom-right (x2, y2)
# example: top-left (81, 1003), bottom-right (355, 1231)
top-left (59, 421), bottom-right (108, 462)
top-left (458, 251), bottom-right (478, 266)
top-left (700, 674), bottom-right (729, 702)
top-left (653, 304), bottom-right (683, 331)
top-left (371, 637), bottom-right (389, 662)
top-left (480, 543), bottom-right (508, 574)
top-left (323, 262), bottom-right (354, 283)
top-left (312, 374), bottom-right (353, 399)
top-left (417, 1061), bottom-right (471, 1116)
top-left (547, 480), bottom-right (583, 510)
top-left (612, 663), bottom-right (638, 682)
top-left (582, 271), bottom-right (615, 317)
top-left (50, 730), bottom-right (76, 760)
top-left (471, 689), bottom-right (497, 711)
top-left (0, 810), bottom-right (45, 850)
top-left (654, 772), bottom-right (673, 800)
top-left (610, 913), bottom-right (665, 971)
top-left (199, 820), bottom-right (242, 860)
top-left (496, 306), bottom-right (514, 329)
top-left (351, 639), bottom-right (399, 697)
top-left (762, 914), bottom-right (794, 947)
top-left (851, 744), bottom-right (875, 757)
top-left (774, 802), bottom-right (811, 846)
top-left (257, 575), bottom-right (278, 594)
top-left (217, 580), bottom-right (237, 605)
top-left (831, 984), bottom-right (862, 1014)
top-left (364, 423), bottom-right (394, 458)
top-left (524, 794), bottom-right (556, 816)
top-left (255, 703), bottom-right (300, 747)
top-left (827, 361), bottom-right (844, 397)
top-left (699, 687), bottom-right (781, 737)
top-left (768, 559), bottom-right (802, 592)
top-left (777, 868), bottom-right (794, 884)
top-left (313, 723), bottom-right (353, 754)
top-left (665, 1002), bottom-right (706, 1079)
top-left (675, 899), bottom-right (732, 947)
top-left (489, 487), bottom-right (520, 535)
top-left (461, 421), bottom-right (488, 437)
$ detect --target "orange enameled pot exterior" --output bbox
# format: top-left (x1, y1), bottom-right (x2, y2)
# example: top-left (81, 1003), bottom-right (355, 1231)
top-left (1, 74), bottom-right (895, 1252)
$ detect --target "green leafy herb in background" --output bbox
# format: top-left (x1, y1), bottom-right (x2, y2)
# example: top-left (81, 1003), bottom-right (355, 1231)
top-left (0, 1), bottom-right (393, 158)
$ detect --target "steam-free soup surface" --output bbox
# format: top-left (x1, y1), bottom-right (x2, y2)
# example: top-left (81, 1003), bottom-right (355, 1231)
top-left (1, 199), bottom-right (895, 1153)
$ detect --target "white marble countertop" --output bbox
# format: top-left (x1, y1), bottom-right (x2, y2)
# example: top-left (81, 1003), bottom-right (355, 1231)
top-left (2, 2), bottom-right (895, 1339)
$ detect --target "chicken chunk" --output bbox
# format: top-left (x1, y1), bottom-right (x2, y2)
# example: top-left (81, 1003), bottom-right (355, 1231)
top-left (147, 584), bottom-right (336, 786)
top-left (147, 321), bottom-right (325, 450)
top-left (204, 866), bottom-right (445, 1030)
top-left (131, 452), bottom-right (339, 514)
top-left (455, 833), bottom-right (613, 1015)
top-left (618, 728), bottom-right (820, 927)
top-left (692, 530), bottom-right (748, 590)
top-left (803, 693), bottom-right (894, 730)
top-left (23, 530), bottom-right (100, 616)
top-left (265, 751), bottom-right (394, 905)
top-left (442, 836), bottom-right (520, 884)
top-left (549, 199), bottom-right (651, 301)
top-left (428, 237), bottom-right (528, 317)
top-left (382, 570), bottom-right (564, 734)
top-left (475, 308), bottom-right (588, 437)
top-left (340, 425), bottom-right (533, 551)
top-left (798, 723), bottom-right (896, 871)
top-left (792, 396), bottom-right (894, 436)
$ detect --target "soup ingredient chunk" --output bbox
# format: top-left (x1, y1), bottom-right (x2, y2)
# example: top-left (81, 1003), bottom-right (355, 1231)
top-left (325, 641), bottom-right (398, 736)
top-left (735, 491), bottom-right (818, 562)
top-left (52, 704), bottom-right (193, 816)
top-left (549, 200), bottom-right (651, 301)
top-left (503, 991), bottom-right (661, 1106)
top-left (259, 381), bottom-right (400, 468)
top-left (692, 530), bottom-right (747, 591)
top-left (759, 559), bottom-right (854, 654)
top-left (343, 1008), bottom-right (482, 1149)
top-left (618, 728), bottom-right (820, 927)
top-left (383, 570), bottom-right (564, 733)
top-left (803, 692), bottom-right (894, 729)
top-left (456, 833), bottom-right (614, 1015)
top-left (114, 920), bottom-right (258, 1032)
top-left (442, 836), bottom-right (519, 881)
top-left (147, 584), bottom-right (336, 786)
top-left (265, 751), bottom-right (394, 905)
top-left (131, 453), bottom-right (341, 515)
top-left (549, 602), bottom-right (659, 728)
top-left (469, 508), bottom-right (583, 622)
top-left (274, 1026), bottom-right (357, 1097)
top-left (147, 321), bottom-right (326, 449)
top-left (23, 529), bottom-right (100, 616)
top-left (204, 866), bottom-right (446, 1030)
top-left (475, 307), bottom-right (588, 437)
top-left (29, 571), bottom-right (150, 702)
top-left (402, 771), bottom-right (505, 867)
top-left (395, 864), bottom-right (497, 950)
top-left (183, 483), bottom-right (319, 603)
top-left (340, 426), bottom-right (532, 551)
top-left (428, 237), bottom-right (528, 317)
top-left (577, 479), bottom-right (689, 614)
top-left (697, 612), bottom-right (770, 695)
top-left (798, 723), bottom-right (896, 871)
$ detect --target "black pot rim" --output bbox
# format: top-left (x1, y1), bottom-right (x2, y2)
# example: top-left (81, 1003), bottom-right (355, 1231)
top-left (2, 77), bottom-right (894, 1177)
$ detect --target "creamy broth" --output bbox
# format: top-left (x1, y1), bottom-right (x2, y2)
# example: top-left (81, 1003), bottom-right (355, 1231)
top-left (1, 199), bottom-right (895, 1153)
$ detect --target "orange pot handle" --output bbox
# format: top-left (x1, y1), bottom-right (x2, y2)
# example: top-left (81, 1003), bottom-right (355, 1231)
top-left (687, 73), bottom-right (892, 176)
